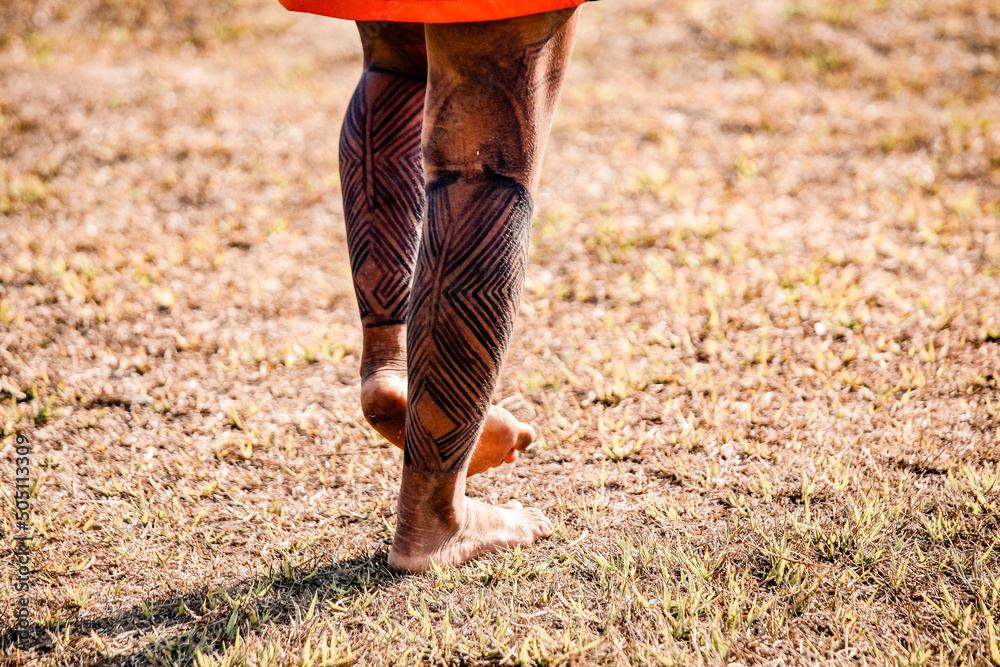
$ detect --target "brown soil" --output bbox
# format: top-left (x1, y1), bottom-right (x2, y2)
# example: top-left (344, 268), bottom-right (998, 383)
top-left (1, 0), bottom-right (999, 664)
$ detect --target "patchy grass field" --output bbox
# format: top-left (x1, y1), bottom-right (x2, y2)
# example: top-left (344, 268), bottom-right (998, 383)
top-left (2, 0), bottom-right (1000, 664)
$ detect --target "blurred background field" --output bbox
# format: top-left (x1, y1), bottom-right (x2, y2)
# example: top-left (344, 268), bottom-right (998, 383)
top-left (1, 0), bottom-right (999, 665)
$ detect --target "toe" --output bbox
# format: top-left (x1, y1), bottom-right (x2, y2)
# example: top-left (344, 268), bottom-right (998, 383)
top-left (502, 500), bottom-right (523, 509)
top-left (512, 508), bottom-right (551, 537)
top-left (529, 511), bottom-right (552, 536)
top-left (503, 449), bottom-right (519, 464)
top-left (529, 518), bottom-right (551, 538)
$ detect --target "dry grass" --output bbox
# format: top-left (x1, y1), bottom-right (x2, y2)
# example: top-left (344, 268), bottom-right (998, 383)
top-left (1, 0), bottom-right (999, 664)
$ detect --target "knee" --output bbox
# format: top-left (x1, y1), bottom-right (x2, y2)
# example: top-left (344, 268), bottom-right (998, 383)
top-left (421, 85), bottom-right (539, 187)
top-left (423, 137), bottom-right (535, 189)
top-left (420, 13), bottom-right (579, 188)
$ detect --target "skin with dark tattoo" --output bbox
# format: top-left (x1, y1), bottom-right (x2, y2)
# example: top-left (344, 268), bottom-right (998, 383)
top-left (339, 67), bottom-right (424, 333)
top-left (404, 174), bottom-right (533, 472)
top-left (390, 173), bottom-right (552, 572)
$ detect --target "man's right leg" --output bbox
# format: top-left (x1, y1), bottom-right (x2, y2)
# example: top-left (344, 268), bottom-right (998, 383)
top-left (389, 7), bottom-right (580, 572)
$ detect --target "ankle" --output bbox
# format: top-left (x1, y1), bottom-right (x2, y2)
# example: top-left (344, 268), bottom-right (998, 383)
top-left (360, 358), bottom-right (407, 382)
top-left (395, 467), bottom-right (466, 533)
top-left (360, 323), bottom-right (407, 379)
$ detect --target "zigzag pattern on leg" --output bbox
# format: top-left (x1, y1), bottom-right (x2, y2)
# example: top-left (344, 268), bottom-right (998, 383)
top-left (339, 68), bottom-right (426, 327)
top-left (404, 174), bottom-right (534, 471)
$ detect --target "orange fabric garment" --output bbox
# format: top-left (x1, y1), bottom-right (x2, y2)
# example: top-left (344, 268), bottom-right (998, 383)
top-left (278, 0), bottom-right (590, 23)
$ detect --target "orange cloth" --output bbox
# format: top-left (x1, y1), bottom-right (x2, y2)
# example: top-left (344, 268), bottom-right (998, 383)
top-left (279, 0), bottom-right (590, 23)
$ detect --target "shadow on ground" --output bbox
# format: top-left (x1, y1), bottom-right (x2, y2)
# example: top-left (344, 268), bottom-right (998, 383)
top-left (3, 548), bottom-right (399, 665)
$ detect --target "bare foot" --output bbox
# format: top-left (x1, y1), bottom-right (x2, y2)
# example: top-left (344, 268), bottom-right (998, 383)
top-left (388, 477), bottom-right (552, 572)
top-left (360, 369), bottom-right (535, 475)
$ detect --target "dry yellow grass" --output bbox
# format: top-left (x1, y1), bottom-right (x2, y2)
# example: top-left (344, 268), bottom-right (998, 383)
top-left (1, 0), bottom-right (999, 665)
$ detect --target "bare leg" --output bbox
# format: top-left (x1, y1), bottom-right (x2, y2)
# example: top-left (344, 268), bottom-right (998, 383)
top-left (342, 21), bottom-right (536, 475)
top-left (340, 21), bottom-right (426, 437)
top-left (388, 8), bottom-right (579, 572)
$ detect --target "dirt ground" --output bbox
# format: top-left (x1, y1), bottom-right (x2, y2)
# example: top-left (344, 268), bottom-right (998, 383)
top-left (1, 0), bottom-right (999, 664)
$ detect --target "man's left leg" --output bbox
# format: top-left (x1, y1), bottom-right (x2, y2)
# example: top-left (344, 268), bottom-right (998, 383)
top-left (340, 21), bottom-right (427, 443)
